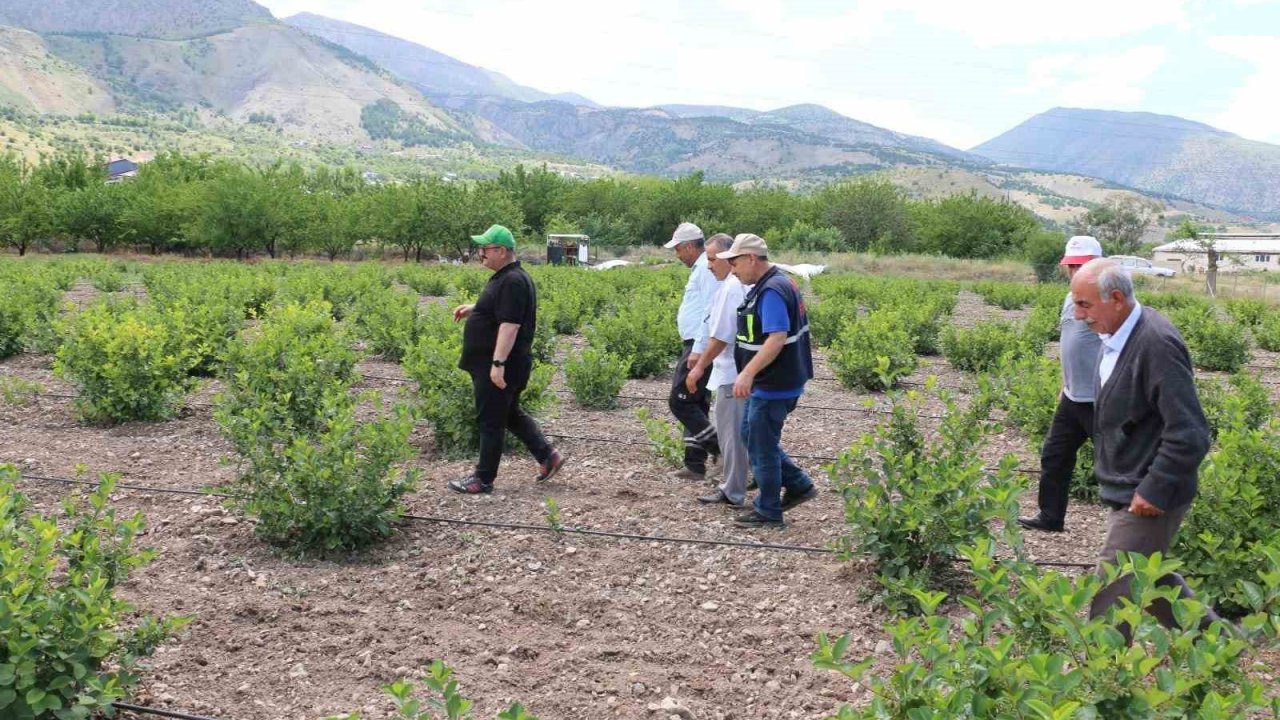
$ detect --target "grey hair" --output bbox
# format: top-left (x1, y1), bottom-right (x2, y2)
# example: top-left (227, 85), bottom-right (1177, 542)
top-left (706, 233), bottom-right (733, 252)
top-left (1083, 258), bottom-right (1134, 300)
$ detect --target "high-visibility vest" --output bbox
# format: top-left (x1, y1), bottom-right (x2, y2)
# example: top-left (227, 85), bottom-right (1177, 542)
top-left (734, 265), bottom-right (813, 392)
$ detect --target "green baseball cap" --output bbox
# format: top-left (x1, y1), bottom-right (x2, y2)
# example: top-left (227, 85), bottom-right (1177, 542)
top-left (471, 224), bottom-right (516, 250)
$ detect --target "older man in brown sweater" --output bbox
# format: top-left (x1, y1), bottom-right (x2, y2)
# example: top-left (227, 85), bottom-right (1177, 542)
top-left (1070, 258), bottom-right (1219, 634)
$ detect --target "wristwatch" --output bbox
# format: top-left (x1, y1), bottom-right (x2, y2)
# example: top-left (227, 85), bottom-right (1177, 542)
top-left (491, 359), bottom-right (506, 367)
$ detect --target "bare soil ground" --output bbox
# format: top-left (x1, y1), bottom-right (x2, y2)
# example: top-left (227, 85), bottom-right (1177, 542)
top-left (2, 289), bottom-right (1277, 719)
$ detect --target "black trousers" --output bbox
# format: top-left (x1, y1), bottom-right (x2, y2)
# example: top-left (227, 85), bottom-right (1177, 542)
top-left (471, 357), bottom-right (551, 484)
top-left (1037, 395), bottom-right (1094, 525)
top-left (669, 339), bottom-right (717, 473)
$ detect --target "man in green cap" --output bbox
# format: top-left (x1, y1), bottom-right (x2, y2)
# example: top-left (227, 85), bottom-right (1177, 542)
top-left (449, 224), bottom-right (565, 494)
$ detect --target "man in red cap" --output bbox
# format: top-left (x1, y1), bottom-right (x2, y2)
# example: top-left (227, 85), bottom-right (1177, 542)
top-left (1018, 235), bottom-right (1103, 532)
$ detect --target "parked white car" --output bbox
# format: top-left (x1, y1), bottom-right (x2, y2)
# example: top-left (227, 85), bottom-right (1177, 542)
top-left (1110, 255), bottom-right (1177, 277)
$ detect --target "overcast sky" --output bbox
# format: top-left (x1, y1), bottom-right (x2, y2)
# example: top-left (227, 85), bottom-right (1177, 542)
top-left (257, 0), bottom-right (1280, 149)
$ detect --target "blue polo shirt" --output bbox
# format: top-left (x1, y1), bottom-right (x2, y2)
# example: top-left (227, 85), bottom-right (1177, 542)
top-left (752, 289), bottom-right (805, 400)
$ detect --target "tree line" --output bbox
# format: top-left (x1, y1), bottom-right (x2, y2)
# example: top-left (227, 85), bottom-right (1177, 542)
top-left (0, 150), bottom-right (1159, 272)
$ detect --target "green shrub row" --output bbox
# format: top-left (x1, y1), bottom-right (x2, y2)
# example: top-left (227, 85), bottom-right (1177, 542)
top-left (1, 467), bottom-right (188, 719)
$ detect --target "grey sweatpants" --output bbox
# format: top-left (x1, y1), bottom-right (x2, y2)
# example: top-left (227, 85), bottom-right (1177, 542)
top-left (713, 384), bottom-right (749, 505)
top-left (1088, 503), bottom-right (1219, 637)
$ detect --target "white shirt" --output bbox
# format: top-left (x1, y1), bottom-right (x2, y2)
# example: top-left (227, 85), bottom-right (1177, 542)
top-left (705, 276), bottom-right (746, 388)
top-left (1098, 301), bottom-right (1143, 388)
top-left (677, 252), bottom-right (717, 349)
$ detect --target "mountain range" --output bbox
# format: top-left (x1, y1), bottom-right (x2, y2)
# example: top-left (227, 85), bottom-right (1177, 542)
top-left (0, 0), bottom-right (1277, 221)
top-left (973, 107), bottom-right (1280, 218)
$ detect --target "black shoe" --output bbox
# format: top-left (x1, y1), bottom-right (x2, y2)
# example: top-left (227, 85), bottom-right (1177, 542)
top-left (536, 449), bottom-right (567, 482)
top-left (697, 489), bottom-right (743, 507)
top-left (448, 476), bottom-right (493, 495)
top-left (746, 478), bottom-right (758, 491)
top-left (1017, 513), bottom-right (1064, 532)
top-left (780, 485), bottom-right (819, 512)
top-left (734, 510), bottom-right (785, 528)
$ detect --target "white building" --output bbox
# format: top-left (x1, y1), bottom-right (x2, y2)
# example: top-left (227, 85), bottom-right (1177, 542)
top-left (1152, 234), bottom-right (1280, 274)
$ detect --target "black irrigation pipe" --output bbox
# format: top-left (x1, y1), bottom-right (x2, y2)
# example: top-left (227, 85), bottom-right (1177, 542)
top-left (544, 431), bottom-right (842, 463)
top-left (547, 388), bottom-right (937, 418)
top-left (542, 431), bottom-right (1040, 474)
top-left (13, 472), bottom-right (1094, 568)
top-left (402, 512), bottom-right (839, 555)
top-left (8, 387), bottom-right (1032, 471)
top-left (21, 473), bottom-right (232, 498)
top-left (17, 390), bottom-right (216, 410)
top-left (112, 701), bottom-right (223, 720)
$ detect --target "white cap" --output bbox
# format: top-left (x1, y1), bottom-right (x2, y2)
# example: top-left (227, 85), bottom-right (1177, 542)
top-left (663, 222), bottom-right (705, 249)
top-left (1061, 235), bottom-right (1103, 265)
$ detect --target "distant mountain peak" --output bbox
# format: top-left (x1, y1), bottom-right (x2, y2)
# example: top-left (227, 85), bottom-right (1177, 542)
top-left (765, 103), bottom-right (844, 121)
top-left (283, 12), bottom-right (595, 107)
top-left (975, 108), bottom-right (1280, 217)
top-left (0, 0), bottom-right (274, 40)
top-left (1035, 106), bottom-right (1234, 137)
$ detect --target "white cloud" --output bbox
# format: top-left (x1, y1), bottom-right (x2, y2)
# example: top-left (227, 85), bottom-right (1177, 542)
top-left (1016, 46), bottom-right (1168, 108)
top-left (902, 0), bottom-right (1189, 46)
top-left (1207, 35), bottom-right (1280, 143)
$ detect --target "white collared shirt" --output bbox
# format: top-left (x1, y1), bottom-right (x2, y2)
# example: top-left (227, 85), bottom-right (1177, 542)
top-left (677, 252), bottom-right (717, 349)
top-left (1098, 301), bottom-right (1143, 388)
top-left (705, 275), bottom-right (746, 388)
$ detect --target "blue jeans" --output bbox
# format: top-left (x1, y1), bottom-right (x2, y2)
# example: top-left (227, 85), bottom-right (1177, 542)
top-left (741, 396), bottom-right (812, 521)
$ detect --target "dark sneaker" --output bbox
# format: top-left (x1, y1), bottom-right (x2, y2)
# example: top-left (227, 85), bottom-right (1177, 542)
top-left (448, 476), bottom-right (493, 494)
top-left (536, 450), bottom-right (567, 482)
top-left (1016, 513), bottom-right (1064, 532)
top-left (668, 467), bottom-right (706, 481)
top-left (780, 485), bottom-right (820, 512)
top-left (697, 489), bottom-right (743, 507)
top-left (734, 510), bottom-right (785, 528)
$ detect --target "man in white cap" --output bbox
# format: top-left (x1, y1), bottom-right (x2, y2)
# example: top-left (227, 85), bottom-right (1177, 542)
top-left (685, 233), bottom-right (749, 507)
top-left (665, 222), bottom-right (720, 480)
top-left (1018, 235), bottom-right (1104, 532)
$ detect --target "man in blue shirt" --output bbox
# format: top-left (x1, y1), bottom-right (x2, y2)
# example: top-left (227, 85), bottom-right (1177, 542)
top-left (665, 222), bottom-right (720, 481)
top-left (718, 233), bottom-right (818, 528)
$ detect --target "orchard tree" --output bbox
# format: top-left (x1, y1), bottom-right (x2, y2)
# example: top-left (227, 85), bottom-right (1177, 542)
top-left (635, 172), bottom-right (734, 245)
top-left (187, 167), bottom-right (302, 259)
top-left (307, 193), bottom-right (361, 261)
top-left (117, 174), bottom-right (197, 254)
top-left (55, 183), bottom-right (125, 253)
top-left (0, 157), bottom-right (54, 256)
top-left (496, 163), bottom-right (567, 237)
top-left (815, 178), bottom-right (914, 252)
top-left (731, 186), bottom-right (812, 240)
top-left (911, 192), bottom-right (1040, 259)
top-left (446, 180), bottom-right (525, 260)
top-left (1168, 218), bottom-right (1220, 296)
top-left (33, 149), bottom-right (103, 191)
top-left (1073, 195), bottom-right (1162, 255)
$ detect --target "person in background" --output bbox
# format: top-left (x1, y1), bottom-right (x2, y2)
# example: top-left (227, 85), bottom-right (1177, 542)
top-left (686, 233), bottom-right (749, 507)
top-left (1070, 258), bottom-right (1220, 637)
top-left (666, 222), bottom-right (720, 481)
top-left (1019, 235), bottom-right (1103, 532)
top-left (448, 224), bottom-right (565, 495)
top-left (718, 233), bottom-right (818, 528)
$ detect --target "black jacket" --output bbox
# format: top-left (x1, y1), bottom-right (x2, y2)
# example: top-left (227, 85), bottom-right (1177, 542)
top-left (1093, 307), bottom-right (1210, 511)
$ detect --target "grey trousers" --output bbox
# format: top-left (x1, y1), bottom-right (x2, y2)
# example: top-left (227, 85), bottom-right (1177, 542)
top-left (1088, 504), bottom-right (1219, 636)
top-left (712, 384), bottom-right (749, 505)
